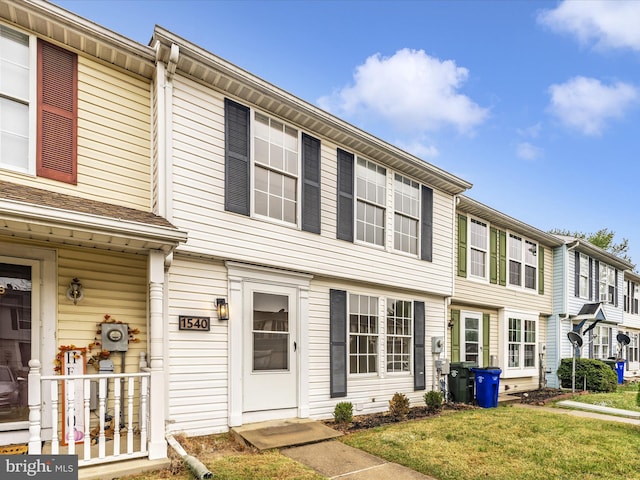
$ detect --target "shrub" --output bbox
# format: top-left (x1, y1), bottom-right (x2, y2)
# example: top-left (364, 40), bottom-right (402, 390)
top-left (636, 383), bottom-right (640, 407)
top-left (557, 358), bottom-right (617, 392)
top-left (333, 401), bottom-right (353, 424)
top-left (424, 390), bottom-right (443, 411)
top-left (389, 392), bottom-right (410, 418)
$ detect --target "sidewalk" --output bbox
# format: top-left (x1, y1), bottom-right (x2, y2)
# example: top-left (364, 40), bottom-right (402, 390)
top-left (514, 400), bottom-right (640, 425)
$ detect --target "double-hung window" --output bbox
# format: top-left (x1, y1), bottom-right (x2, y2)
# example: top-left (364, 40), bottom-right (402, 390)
top-left (393, 174), bottom-right (420, 255)
top-left (508, 234), bottom-right (537, 291)
top-left (579, 253), bottom-right (590, 298)
top-left (356, 158), bottom-right (386, 247)
top-left (386, 299), bottom-right (412, 373)
top-left (469, 218), bottom-right (488, 279)
top-left (629, 334), bottom-right (639, 363)
top-left (592, 325), bottom-right (611, 359)
top-left (253, 113), bottom-right (298, 224)
top-left (1, 26), bottom-right (30, 173)
top-left (506, 315), bottom-right (536, 370)
top-left (348, 294), bottom-right (379, 374)
top-left (599, 263), bottom-right (616, 305)
top-left (0, 25), bottom-right (77, 183)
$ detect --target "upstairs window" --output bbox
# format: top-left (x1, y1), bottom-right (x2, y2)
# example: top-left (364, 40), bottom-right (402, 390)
top-left (579, 253), bottom-right (590, 299)
top-left (1, 26), bottom-right (30, 173)
top-left (599, 263), bottom-right (616, 305)
top-left (253, 113), bottom-right (298, 224)
top-left (393, 174), bottom-right (420, 255)
top-left (508, 234), bottom-right (537, 291)
top-left (469, 218), bottom-right (488, 279)
top-left (356, 158), bottom-right (386, 247)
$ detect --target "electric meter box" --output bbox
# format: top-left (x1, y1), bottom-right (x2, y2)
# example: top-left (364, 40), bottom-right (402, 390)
top-left (101, 323), bottom-right (129, 352)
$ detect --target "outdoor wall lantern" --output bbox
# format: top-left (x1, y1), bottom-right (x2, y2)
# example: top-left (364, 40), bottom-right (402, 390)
top-left (216, 298), bottom-right (229, 320)
top-left (66, 277), bottom-right (84, 305)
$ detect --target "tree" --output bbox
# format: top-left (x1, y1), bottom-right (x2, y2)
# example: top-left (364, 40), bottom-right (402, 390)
top-left (549, 228), bottom-right (634, 268)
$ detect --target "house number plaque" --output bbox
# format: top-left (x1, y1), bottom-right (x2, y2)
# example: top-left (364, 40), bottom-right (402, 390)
top-left (178, 316), bottom-right (210, 331)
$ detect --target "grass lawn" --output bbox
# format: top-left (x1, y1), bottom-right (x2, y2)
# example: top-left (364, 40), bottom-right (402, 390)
top-left (342, 406), bottom-right (640, 480)
top-left (569, 382), bottom-right (640, 412)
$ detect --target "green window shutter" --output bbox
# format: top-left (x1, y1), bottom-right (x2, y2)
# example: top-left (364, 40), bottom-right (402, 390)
top-left (483, 313), bottom-right (490, 367)
top-left (499, 229), bottom-right (507, 286)
top-left (451, 309), bottom-right (460, 362)
top-left (457, 215), bottom-right (467, 277)
top-left (538, 246), bottom-right (545, 295)
top-left (489, 227), bottom-right (498, 284)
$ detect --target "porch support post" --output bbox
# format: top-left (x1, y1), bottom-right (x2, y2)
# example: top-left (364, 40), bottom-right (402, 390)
top-left (148, 250), bottom-right (167, 460)
top-left (28, 359), bottom-right (42, 454)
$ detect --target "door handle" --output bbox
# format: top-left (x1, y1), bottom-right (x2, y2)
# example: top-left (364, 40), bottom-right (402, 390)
top-left (294, 341), bottom-right (297, 352)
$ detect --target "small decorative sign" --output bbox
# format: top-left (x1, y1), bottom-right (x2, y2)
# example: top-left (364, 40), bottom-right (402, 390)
top-left (62, 349), bottom-right (86, 446)
top-left (178, 316), bottom-right (211, 331)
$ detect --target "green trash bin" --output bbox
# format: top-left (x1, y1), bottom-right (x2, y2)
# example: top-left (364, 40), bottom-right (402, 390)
top-left (448, 362), bottom-right (477, 403)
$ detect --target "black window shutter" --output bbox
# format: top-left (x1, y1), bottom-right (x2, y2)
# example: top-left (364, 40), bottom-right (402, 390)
top-left (224, 98), bottom-right (250, 215)
top-left (329, 289), bottom-right (347, 398)
top-left (594, 260), bottom-right (599, 301)
top-left (589, 258), bottom-right (594, 300)
top-left (574, 251), bottom-right (580, 297)
top-left (336, 149), bottom-right (354, 242)
top-left (420, 186), bottom-right (433, 262)
top-left (413, 301), bottom-right (426, 391)
top-left (301, 133), bottom-right (321, 233)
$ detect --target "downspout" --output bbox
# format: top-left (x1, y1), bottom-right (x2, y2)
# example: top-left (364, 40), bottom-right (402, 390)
top-left (166, 434), bottom-right (213, 480)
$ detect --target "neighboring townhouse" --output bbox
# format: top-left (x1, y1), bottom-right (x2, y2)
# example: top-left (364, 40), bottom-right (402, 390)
top-left (150, 27), bottom-right (472, 435)
top-left (451, 196), bottom-right (563, 393)
top-left (546, 236), bottom-right (634, 388)
top-left (0, 0), bottom-right (186, 465)
top-left (621, 270), bottom-right (640, 376)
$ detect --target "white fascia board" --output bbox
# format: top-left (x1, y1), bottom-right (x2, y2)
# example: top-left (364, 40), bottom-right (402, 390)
top-left (0, 199), bottom-right (188, 247)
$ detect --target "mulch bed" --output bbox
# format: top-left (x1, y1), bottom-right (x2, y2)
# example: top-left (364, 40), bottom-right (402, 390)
top-left (325, 388), bottom-right (574, 433)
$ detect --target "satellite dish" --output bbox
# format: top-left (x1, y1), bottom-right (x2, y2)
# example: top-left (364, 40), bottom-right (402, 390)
top-left (617, 333), bottom-right (631, 346)
top-left (567, 331), bottom-right (583, 348)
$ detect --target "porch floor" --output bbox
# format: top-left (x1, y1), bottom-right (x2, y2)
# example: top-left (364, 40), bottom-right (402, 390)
top-left (231, 418), bottom-right (342, 451)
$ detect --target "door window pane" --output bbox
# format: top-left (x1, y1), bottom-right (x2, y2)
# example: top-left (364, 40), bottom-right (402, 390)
top-left (0, 263), bottom-right (31, 422)
top-left (252, 292), bottom-right (289, 371)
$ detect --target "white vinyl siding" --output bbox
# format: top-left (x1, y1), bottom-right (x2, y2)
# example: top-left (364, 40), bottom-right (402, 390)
top-left (170, 76), bottom-right (456, 295)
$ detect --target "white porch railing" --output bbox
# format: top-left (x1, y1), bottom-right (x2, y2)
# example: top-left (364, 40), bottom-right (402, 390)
top-left (27, 360), bottom-right (151, 467)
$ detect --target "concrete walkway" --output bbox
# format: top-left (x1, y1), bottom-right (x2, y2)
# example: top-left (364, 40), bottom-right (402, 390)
top-left (514, 401), bottom-right (640, 425)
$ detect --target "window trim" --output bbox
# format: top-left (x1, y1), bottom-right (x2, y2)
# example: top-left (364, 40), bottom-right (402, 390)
top-left (468, 217), bottom-right (489, 281)
top-left (386, 297), bottom-right (413, 375)
top-left (591, 325), bottom-right (612, 360)
top-left (507, 232), bottom-right (538, 293)
top-left (499, 309), bottom-right (538, 378)
top-left (598, 262), bottom-right (616, 305)
top-left (354, 156), bottom-right (387, 249)
top-left (392, 173), bottom-right (421, 256)
top-left (0, 25), bottom-right (37, 176)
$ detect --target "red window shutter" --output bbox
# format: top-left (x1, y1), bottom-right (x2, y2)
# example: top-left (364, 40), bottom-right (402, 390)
top-left (37, 40), bottom-right (77, 184)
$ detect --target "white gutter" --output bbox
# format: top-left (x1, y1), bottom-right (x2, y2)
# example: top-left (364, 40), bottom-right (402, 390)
top-left (0, 199), bottom-right (188, 246)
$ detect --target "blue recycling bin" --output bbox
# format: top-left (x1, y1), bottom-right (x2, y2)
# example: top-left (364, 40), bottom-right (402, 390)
top-left (471, 368), bottom-right (502, 408)
top-left (615, 360), bottom-right (626, 384)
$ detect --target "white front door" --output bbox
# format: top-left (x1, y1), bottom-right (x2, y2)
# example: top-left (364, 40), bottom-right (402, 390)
top-left (461, 311), bottom-right (483, 367)
top-left (243, 283), bottom-right (297, 412)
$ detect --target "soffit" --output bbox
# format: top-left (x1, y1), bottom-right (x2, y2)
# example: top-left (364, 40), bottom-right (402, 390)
top-left (1, 0), bottom-right (156, 79)
top-left (0, 181), bottom-right (187, 254)
top-left (457, 195), bottom-right (563, 247)
top-left (152, 27), bottom-right (472, 196)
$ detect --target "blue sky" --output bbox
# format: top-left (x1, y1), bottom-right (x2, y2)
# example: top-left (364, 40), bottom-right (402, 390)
top-left (56, 0), bottom-right (640, 266)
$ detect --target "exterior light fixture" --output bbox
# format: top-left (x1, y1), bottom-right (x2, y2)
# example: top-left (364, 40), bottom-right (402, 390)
top-left (216, 298), bottom-right (229, 320)
top-left (66, 277), bottom-right (84, 305)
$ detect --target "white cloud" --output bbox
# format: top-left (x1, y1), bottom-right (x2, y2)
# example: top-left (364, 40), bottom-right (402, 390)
top-left (317, 48), bottom-right (489, 135)
top-left (547, 76), bottom-right (638, 135)
top-left (395, 139), bottom-right (439, 159)
top-left (517, 123), bottom-right (542, 139)
top-left (516, 142), bottom-right (543, 161)
top-left (538, 1), bottom-right (640, 52)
